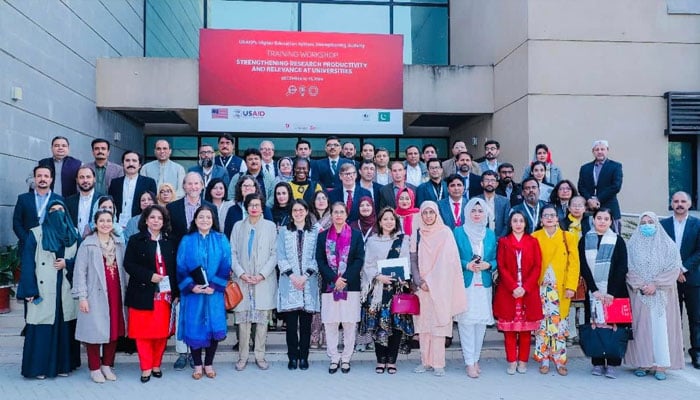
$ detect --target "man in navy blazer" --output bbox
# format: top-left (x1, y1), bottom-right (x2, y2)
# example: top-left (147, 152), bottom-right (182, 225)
top-left (13, 165), bottom-right (63, 251)
top-left (660, 191), bottom-right (700, 368)
top-left (65, 166), bottom-right (103, 235)
top-left (188, 143), bottom-right (230, 188)
top-left (438, 174), bottom-right (469, 229)
top-left (454, 151), bottom-right (483, 200)
top-left (476, 171), bottom-right (511, 237)
top-left (328, 163), bottom-right (371, 223)
top-left (416, 158), bottom-right (448, 207)
top-left (379, 161), bottom-right (417, 210)
top-left (315, 136), bottom-right (352, 190)
top-left (577, 140), bottom-right (623, 231)
top-left (510, 178), bottom-right (546, 234)
top-left (108, 151), bottom-right (157, 225)
top-left (167, 172), bottom-right (219, 248)
top-left (37, 136), bottom-right (82, 198)
top-left (357, 160), bottom-right (382, 211)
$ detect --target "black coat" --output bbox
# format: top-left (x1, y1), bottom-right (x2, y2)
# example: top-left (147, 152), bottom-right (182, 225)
top-left (316, 228), bottom-right (365, 292)
top-left (578, 233), bottom-right (628, 323)
top-left (124, 231), bottom-right (179, 310)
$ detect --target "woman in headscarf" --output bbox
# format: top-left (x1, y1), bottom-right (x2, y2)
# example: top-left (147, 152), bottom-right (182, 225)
top-left (494, 211), bottom-right (543, 375)
top-left (453, 198), bottom-right (497, 378)
top-left (578, 208), bottom-right (628, 379)
top-left (177, 205), bottom-right (231, 380)
top-left (522, 144), bottom-right (562, 185)
top-left (316, 202), bottom-right (366, 374)
top-left (18, 199), bottom-right (81, 379)
top-left (532, 204), bottom-right (580, 376)
top-left (410, 201), bottom-right (467, 377)
top-left (361, 207), bottom-right (413, 374)
top-left (275, 156), bottom-right (294, 184)
top-left (231, 193), bottom-right (278, 372)
top-left (625, 212), bottom-right (684, 380)
top-left (73, 208), bottom-right (127, 383)
top-left (349, 196), bottom-right (377, 244)
top-left (395, 187), bottom-right (420, 236)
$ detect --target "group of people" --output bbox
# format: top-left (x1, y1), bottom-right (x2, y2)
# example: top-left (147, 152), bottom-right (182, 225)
top-left (11, 134), bottom-right (700, 384)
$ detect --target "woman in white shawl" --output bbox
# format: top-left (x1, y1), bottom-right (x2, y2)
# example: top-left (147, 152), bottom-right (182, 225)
top-left (625, 212), bottom-right (684, 380)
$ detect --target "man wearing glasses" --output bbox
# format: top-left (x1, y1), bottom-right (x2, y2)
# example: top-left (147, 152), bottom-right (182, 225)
top-left (316, 136), bottom-right (352, 190)
top-left (328, 164), bottom-right (371, 223)
top-left (188, 143), bottom-right (230, 188)
top-left (416, 158), bottom-right (448, 207)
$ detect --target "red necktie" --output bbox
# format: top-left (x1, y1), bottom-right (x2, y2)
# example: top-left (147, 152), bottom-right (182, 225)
top-left (347, 190), bottom-right (353, 212)
top-left (453, 201), bottom-right (461, 226)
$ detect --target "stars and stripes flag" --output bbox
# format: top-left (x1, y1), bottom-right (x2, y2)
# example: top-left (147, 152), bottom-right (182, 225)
top-left (211, 108), bottom-right (229, 119)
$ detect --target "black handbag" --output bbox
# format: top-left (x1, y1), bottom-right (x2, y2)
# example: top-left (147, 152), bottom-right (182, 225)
top-left (578, 324), bottom-right (630, 359)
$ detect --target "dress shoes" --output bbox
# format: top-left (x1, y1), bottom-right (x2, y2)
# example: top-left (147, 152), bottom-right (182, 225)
top-left (299, 359), bottom-right (309, 370)
top-left (288, 359), bottom-right (298, 370)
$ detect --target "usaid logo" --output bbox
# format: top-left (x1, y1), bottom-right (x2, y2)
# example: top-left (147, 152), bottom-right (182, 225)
top-left (234, 109), bottom-right (266, 119)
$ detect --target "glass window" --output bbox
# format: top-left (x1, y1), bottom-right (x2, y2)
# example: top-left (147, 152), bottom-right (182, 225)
top-left (393, 5), bottom-right (448, 65)
top-left (366, 138), bottom-right (398, 160)
top-left (302, 4), bottom-right (389, 34)
top-left (145, 0), bottom-right (203, 58)
top-left (668, 138), bottom-right (697, 206)
top-left (145, 136), bottom-right (198, 159)
top-left (238, 137), bottom-right (299, 158)
top-left (395, 0), bottom-right (448, 3)
top-left (208, 0), bottom-right (298, 31)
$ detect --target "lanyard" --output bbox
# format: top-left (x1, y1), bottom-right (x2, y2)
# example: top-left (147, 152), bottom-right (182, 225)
top-left (35, 191), bottom-right (51, 222)
top-left (431, 182), bottom-right (443, 201)
top-left (523, 202), bottom-right (540, 231)
top-left (218, 155), bottom-right (232, 169)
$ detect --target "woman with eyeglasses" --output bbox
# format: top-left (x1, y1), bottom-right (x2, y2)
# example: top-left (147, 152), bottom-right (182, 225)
top-left (549, 180), bottom-right (579, 221)
top-left (222, 175), bottom-right (273, 238)
top-left (157, 183), bottom-right (177, 206)
top-left (531, 204), bottom-right (580, 376)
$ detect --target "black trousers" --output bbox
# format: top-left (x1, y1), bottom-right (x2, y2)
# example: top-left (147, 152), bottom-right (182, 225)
top-left (591, 356), bottom-right (621, 367)
top-left (679, 282), bottom-right (700, 357)
top-left (284, 310), bottom-right (313, 360)
top-left (191, 341), bottom-right (218, 366)
top-left (374, 329), bottom-right (402, 364)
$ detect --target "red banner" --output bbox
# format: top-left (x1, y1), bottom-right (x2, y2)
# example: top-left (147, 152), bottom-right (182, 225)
top-left (199, 29), bottom-right (403, 109)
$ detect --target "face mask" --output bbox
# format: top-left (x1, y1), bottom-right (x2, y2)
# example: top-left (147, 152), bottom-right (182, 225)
top-left (640, 224), bottom-right (656, 237)
top-left (200, 158), bottom-right (213, 168)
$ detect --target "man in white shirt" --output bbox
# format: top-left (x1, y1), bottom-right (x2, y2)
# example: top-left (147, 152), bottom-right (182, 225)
top-left (259, 140), bottom-right (277, 177)
top-left (141, 139), bottom-right (186, 198)
top-left (437, 175), bottom-right (467, 228)
top-left (403, 145), bottom-right (427, 187)
top-left (373, 147), bottom-right (391, 185)
top-left (108, 151), bottom-right (157, 226)
top-left (66, 166), bottom-right (102, 236)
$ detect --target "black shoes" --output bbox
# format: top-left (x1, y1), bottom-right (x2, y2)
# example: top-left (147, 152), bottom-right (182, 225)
top-left (329, 362), bottom-right (339, 374)
top-left (140, 374), bottom-right (151, 383)
top-left (299, 359), bottom-right (309, 370)
top-left (341, 362), bottom-right (351, 374)
top-left (288, 359), bottom-right (298, 370)
top-left (152, 370), bottom-right (163, 378)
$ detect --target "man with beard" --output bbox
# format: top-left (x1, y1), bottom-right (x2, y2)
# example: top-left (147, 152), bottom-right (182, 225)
top-left (188, 143), bottom-right (230, 188)
top-left (437, 174), bottom-right (468, 228)
top-left (478, 140), bottom-right (502, 173)
top-left (510, 177), bottom-right (546, 234)
top-left (476, 170), bottom-right (510, 237)
top-left (38, 136), bottom-right (82, 198)
top-left (140, 139), bottom-right (186, 198)
top-left (215, 133), bottom-right (247, 177)
top-left (227, 148), bottom-right (275, 205)
top-left (13, 165), bottom-right (63, 252)
top-left (416, 158), bottom-right (447, 207)
top-left (496, 163), bottom-right (524, 206)
top-left (378, 161), bottom-right (416, 209)
top-left (660, 191), bottom-right (700, 369)
top-left (342, 141), bottom-right (360, 169)
top-left (65, 166), bottom-right (102, 236)
top-left (108, 151), bottom-right (157, 226)
top-left (84, 139), bottom-right (122, 195)
top-left (455, 152), bottom-right (483, 200)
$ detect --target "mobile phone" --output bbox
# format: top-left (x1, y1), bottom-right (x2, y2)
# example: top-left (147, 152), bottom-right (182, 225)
top-left (32, 297), bottom-right (43, 305)
top-left (471, 255), bottom-right (482, 263)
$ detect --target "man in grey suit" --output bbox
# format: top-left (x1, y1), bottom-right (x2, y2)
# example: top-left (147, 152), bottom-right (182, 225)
top-left (476, 170), bottom-right (510, 237)
top-left (83, 138), bottom-right (123, 195)
top-left (660, 191), bottom-right (700, 369)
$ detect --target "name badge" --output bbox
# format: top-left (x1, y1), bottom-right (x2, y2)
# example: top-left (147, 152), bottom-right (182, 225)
top-left (158, 276), bottom-right (171, 293)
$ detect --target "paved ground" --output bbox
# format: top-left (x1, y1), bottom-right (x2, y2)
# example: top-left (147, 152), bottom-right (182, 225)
top-left (2, 300), bottom-right (700, 400)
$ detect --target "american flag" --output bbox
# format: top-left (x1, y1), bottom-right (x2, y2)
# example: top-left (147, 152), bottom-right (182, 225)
top-left (211, 108), bottom-right (228, 119)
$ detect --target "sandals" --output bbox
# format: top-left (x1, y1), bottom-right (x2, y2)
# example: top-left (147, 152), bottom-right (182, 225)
top-left (634, 368), bottom-right (648, 377)
top-left (387, 365), bottom-right (398, 375)
top-left (556, 366), bottom-right (568, 376)
top-left (192, 367), bottom-right (203, 380)
top-left (375, 365), bottom-right (386, 374)
top-left (204, 366), bottom-right (216, 379)
top-left (539, 365), bottom-right (550, 374)
top-left (341, 362), bottom-right (351, 374)
top-left (654, 371), bottom-right (667, 381)
top-left (328, 362), bottom-right (339, 374)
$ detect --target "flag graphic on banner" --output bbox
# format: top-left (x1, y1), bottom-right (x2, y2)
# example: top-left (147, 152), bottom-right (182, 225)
top-left (212, 108), bottom-right (229, 119)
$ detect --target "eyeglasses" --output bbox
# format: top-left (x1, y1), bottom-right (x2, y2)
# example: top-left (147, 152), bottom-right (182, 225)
top-left (199, 150), bottom-right (214, 155)
top-left (482, 178), bottom-right (498, 183)
top-left (541, 213), bottom-right (557, 218)
top-left (326, 143), bottom-right (340, 147)
top-left (341, 172), bottom-right (356, 176)
top-left (241, 184), bottom-right (256, 188)
top-left (558, 186), bottom-right (572, 191)
top-left (159, 189), bottom-right (172, 194)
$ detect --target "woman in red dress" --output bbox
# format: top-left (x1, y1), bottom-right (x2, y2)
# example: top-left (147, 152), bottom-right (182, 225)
top-left (494, 211), bottom-right (543, 375)
top-left (124, 205), bottom-right (179, 382)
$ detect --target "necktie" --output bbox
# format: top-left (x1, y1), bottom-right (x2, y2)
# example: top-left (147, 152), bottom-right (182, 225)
top-left (266, 164), bottom-right (271, 173)
top-left (331, 160), bottom-right (337, 175)
top-left (453, 202), bottom-right (461, 226)
top-left (346, 190), bottom-right (353, 212)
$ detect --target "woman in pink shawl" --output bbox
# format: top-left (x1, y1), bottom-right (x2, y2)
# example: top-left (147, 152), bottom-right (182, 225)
top-left (410, 201), bottom-right (467, 377)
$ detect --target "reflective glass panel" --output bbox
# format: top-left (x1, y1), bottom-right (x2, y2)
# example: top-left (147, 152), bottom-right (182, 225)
top-left (208, 0), bottom-right (298, 31)
top-left (301, 4), bottom-right (389, 34)
top-left (393, 5), bottom-right (448, 64)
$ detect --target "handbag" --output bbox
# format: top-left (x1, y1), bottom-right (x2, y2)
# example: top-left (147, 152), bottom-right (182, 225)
top-left (224, 280), bottom-right (243, 311)
top-left (390, 293), bottom-right (420, 315)
top-left (578, 324), bottom-right (630, 359)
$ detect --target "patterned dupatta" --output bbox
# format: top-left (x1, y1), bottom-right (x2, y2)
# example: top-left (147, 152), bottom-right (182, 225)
top-left (325, 223), bottom-right (352, 278)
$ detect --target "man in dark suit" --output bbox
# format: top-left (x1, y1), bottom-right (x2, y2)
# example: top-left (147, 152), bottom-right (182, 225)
top-left (83, 138), bottom-right (123, 195)
top-left (357, 160), bottom-right (382, 211)
top-left (294, 139), bottom-right (317, 179)
top-left (496, 163), bottom-right (524, 206)
top-left (577, 140), bottom-right (623, 232)
top-left (454, 151), bottom-right (483, 200)
top-left (476, 170), bottom-right (511, 237)
top-left (416, 158), bottom-right (448, 207)
top-left (189, 143), bottom-right (230, 188)
top-left (167, 172), bottom-right (219, 248)
top-left (437, 174), bottom-right (469, 228)
top-left (315, 136), bottom-right (352, 190)
top-left (13, 165), bottom-right (63, 251)
top-left (215, 133), bottom-right (246, 178)
top-left (66, 166), bottom-right (102, 236)
top-left (379, 161), bottom-right (417, 210)
top-left (328, 163), bottom-right (371, 223)
top-left (510, 177), bottom-right (546, 234)
top-left (661, 191), bottom-right (700, 369)
top-left (37, 136), bottom-right (82, 198)
top-left (108, 151), bottom-right (157, 226)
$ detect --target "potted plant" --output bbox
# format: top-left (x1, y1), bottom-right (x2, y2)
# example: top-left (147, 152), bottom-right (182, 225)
top-left (0, 245), bottom-right (20, 314)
